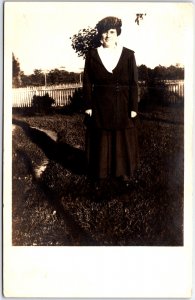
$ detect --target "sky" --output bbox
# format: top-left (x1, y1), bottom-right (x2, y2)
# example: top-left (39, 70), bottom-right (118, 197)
top-left (5, 2), bottom-right (193, 74)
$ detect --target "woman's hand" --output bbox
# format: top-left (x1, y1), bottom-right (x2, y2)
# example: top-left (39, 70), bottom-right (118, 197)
top-left (131, 111), bottom-right (137, 118)
top-left (85, 109), bottom-right (92, 117)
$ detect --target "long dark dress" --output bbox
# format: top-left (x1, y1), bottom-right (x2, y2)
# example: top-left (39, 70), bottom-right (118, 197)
top-left (83, 46), bottom-right (139, 179)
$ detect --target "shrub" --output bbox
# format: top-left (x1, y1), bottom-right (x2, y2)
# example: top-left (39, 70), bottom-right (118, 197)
top-left (69, 88), bottom-right (84, 113)
top-left (139, 80), bottom-right (173, 110)
top-left (32, 93), bottom-right (55, 114)
top-left (58, 88), bottom-right (84, 115)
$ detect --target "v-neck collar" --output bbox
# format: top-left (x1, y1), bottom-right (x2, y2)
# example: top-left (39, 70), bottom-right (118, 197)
top-left (95, 46), bottom-right (124, 74)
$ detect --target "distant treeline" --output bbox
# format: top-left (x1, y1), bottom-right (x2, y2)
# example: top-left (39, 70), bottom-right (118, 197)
top-left (12, 53), bottom-right (82, 88)
top-left (13, 53), bottom-right (184, 88)
top-left (20, 69), bottom-right (82, 87)
top-left (15, 64), bottom-right (184, 88)
top-left (138, 64), bottom-right (184, 82)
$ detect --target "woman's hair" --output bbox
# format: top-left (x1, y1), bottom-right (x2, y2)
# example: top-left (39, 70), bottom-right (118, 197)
top-left (96, 16), bottom-right (122, 36)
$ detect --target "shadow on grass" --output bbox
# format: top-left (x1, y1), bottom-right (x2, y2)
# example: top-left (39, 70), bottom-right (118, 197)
top-left (12, 115), bottom-right (184, 246)
top-left (13, 118), bottom-right (87, 176)
top-left (12, 120), bottom-right (99, 246)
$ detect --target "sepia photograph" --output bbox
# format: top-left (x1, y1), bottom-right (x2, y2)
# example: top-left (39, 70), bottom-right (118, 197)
top-left (3, 1), bottom-right (193, 298)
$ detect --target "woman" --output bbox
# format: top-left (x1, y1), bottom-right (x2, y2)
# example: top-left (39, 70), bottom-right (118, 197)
top-left (83, 16), bottom-right (139, 184)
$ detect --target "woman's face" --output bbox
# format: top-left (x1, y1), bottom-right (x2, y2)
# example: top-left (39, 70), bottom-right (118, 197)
top-left (101, 28), bottom-right (118, 48)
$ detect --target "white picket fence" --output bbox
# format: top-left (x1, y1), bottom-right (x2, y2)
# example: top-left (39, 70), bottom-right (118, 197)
top-left (139, 80), bottom-right (184, 104)
top-left (12, 83), bottom-right (82, 108)
top-left (12, 81), bottom-right (184, 108)
top-left (165, 80), bottom-right (184, 97)
top-left (165, 80), bottom-right (184, 103)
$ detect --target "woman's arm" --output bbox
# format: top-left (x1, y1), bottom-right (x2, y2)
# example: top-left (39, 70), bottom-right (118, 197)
top-left (129, 52), bottom-right (139, 115)
top-left (83, 51), bottom-right (93, 114)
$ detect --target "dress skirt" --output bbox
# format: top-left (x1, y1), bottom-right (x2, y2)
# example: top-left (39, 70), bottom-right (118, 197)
top-left (85, 125), bottom-right (139, 180)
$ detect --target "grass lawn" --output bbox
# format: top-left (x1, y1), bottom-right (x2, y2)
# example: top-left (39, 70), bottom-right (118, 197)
top-left (12, 105), bottom-right (184, 246)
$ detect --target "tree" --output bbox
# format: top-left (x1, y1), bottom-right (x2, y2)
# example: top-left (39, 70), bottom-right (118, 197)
top-left (48, 69), bottom-right (77, 85)
top-left (70, 27), bottom-right (100, 58)
top-left (153, 65), bottom-right (167, 80)
top-left (12, 53), bottom-right (21, 87)
top-left (30, 69), bottom-right (45, 86)
top-left (19, 69), bottom-right (82, 87)
top-left (138, 64), bottom-right (149, 81)
top-left (20, 71), bottom-right (32, 87)
top-left (166, 65), bottom-right (184, 80)
top-left (48, 69), bottom-right (64, 85)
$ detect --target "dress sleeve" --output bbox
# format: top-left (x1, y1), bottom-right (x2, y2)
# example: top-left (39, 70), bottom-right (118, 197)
top-left (129, 52), bottom-right (139, 113)
top-left (83, 51), bottom-right (93, 111)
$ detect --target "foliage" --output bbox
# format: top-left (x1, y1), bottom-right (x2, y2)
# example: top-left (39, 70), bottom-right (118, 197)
top-left (47, 69), bottom-right (80, 85)
top-left (32, 93), bottom-right (55, 113)
top-left (12, 53), bottom-right (21, 87)
top-left (30, 69), bottom-right (45, 86)
top-left (59, 88), bottom-right (84, 115)
top-left (135, 13), bottom-right (146, 25)
top-left (20, 68), bottom-right (81, 87)
top-left (138, 64), bottom-right (184, 81)
top-left (139, 79), bottom-right (169, 108)
top-left (70, 27), bottom-right (101, 58)
top-left (20, 72), bottom-right (33, 87)
top-left (69, 88), bottom-right (84, 113)
top-left (19, 64), bottom-right (183, 88)
top-left (139, 79), bottom-right (184, 110)
top-left (138, 64), bottom-right (184, 108)
top-left (138, 65), bottom-right (149, 81)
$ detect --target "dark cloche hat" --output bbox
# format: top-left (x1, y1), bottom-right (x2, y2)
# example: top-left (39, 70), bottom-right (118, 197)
top-left (96, 16), bottom-right (122, 36)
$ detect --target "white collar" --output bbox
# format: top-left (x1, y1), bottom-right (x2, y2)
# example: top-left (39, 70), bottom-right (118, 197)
top-left (97, 45), bottom-right (123, 73)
